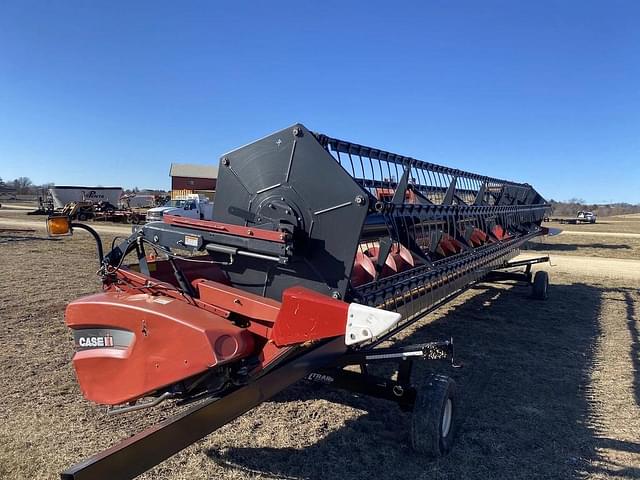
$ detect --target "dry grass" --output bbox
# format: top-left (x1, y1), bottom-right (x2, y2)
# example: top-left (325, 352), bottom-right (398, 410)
top-left (525, 234), bottom-right (640, 260)
top-left (546, 216), bottom-right (640, 234)
top-left (527, 215), bottom-right (640, 260)
top-left (0, 210), bottom-right (639, 479)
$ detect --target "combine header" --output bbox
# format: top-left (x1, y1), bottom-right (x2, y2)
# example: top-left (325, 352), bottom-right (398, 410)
top-left (48, 124), bottom-right (551, 479)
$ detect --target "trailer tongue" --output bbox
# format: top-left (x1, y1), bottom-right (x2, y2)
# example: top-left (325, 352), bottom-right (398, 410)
top-left (49, 123), bottom-right (551, 479)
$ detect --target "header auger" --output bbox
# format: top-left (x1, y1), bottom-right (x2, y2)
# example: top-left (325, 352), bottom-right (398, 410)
top-left (49, 123), bottom-right (551, 479)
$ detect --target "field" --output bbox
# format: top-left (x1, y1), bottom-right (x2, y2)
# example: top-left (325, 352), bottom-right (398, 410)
top-left (0, 205), bottom-right (639, 479)
top-left (525, 217), bottom-right (640, 260)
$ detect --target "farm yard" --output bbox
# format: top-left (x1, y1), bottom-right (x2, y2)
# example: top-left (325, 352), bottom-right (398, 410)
top-left (0, 205), bottom-right (639, 480)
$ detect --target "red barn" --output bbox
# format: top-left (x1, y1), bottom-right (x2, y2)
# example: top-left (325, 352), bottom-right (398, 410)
top-left (169, 163), bottom-right (218, 200)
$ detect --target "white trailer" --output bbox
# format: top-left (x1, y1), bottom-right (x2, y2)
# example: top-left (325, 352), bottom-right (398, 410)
top-left (49, 186), bottom-right (123, 209)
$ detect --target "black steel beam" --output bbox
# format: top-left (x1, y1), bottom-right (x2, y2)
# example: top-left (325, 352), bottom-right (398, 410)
top-left (335, 341), bottom-right (453, 367)
top-left (485, 270), bottom-right (531, 283)
top-left (493, 256), bottom-right (550, 270)
top-left (312, 368), bottom-right (417, 410)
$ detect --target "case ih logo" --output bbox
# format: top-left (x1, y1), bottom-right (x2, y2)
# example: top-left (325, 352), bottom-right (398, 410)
top-left (73, 329), bottom-right (134, 351)
top-left (77, 335), bottom-right (114, 348)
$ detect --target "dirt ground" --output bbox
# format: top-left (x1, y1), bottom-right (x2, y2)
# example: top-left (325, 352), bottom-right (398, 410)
top-left (0, 207), bottom-right (639, 480)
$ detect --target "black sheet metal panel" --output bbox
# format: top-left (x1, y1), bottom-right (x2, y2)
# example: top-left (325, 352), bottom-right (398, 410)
top-left (60, 338), bottom-right (347, 480)
top-left (213, 124), bottom-right (370, 300)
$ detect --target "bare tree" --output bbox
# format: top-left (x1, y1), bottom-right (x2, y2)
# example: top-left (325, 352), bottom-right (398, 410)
top-left (13, 177), bottom-right (33, 194)
top-left (550, 199), bottom-right (640, 217)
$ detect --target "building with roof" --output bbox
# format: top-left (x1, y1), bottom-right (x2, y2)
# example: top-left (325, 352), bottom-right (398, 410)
top-left (169, 163), bottom-right (218, 200)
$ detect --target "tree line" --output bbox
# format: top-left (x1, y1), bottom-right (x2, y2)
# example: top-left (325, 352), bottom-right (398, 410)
top-left (0, 176), bottom-right (52, 194)
top-left (548, 198), bottom-right (640, 217)
top-left (0, 177), bottom-right (165, 196)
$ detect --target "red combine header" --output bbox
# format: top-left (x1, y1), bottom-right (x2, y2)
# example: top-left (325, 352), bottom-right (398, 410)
top-left (48, 124), bottom-right (551, 479)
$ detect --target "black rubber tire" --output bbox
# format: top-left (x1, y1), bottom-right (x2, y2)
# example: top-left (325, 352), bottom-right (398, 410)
top-left (77, 213), bottom-right (87, 221)
top-left (131, 214), bottom-right (141, 225)
top-left (531, 270), bottom-right (549, 300)
top-left (411, 374), bottom-right (458, 457)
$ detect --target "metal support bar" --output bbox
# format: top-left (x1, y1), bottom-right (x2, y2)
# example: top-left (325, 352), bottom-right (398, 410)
top-left (485, 270), bottom-right (531, 283)
top-left (335, 341), bottom-right (454, 367)
top-left (397, 358), bottom-right (414, 386)
top-left (493, 256), bottom-right (549, 270)
top-left (169, 258), bottom-right (196, 297)
top-left (135, 239), bottom-right (150, 277)
top-left (486, 255), bottom-right (550, 283)
top-left (310, 368), bottom-right (417, 411)
top-left (391, 166), bottom-right (410, 204)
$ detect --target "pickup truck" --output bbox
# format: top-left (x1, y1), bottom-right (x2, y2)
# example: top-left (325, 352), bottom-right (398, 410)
top-left (576, 211), bottom-right (597, 223)
top-left (145, 194), bottom-right (213, 223)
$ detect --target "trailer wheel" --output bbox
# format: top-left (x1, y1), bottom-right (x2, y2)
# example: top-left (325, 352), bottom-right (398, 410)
top-left (531, 270), bottom-right (549, 300)
top-left (78, 213), bottom-right (87, 221)
top-left (411, 374), bottom-right (458, 457)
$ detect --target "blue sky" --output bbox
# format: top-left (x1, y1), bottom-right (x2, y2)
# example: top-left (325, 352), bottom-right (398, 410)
top-left (0, 1), bottom-right (638, 203)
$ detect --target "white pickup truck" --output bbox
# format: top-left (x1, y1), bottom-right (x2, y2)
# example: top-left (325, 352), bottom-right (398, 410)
top-left (145, 194), bottom-right (214, 223)
top-left (576, 211), bottom-right (597, 224)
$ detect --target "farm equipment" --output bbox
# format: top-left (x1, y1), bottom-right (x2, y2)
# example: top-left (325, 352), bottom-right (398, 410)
top-left (549, 210), bottom-right (597, 224)
top-left (47, 123), bottom-right (551, 480)
top-left (92, 204), bottom-right (147, 224)
top-left (27, 193), bottom-right (55, 215)
top-left (60, 201), bottom-right (96, 221)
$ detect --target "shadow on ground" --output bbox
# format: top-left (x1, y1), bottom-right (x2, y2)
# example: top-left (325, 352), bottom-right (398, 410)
top-left (0, 234), bottom-right (61, 244)
top-left (526, 242), bottom-right (631, 252)
top-left (205, 280), bottom-right (628, 479)
top-left (626, 292), bottom-right (640, 409)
